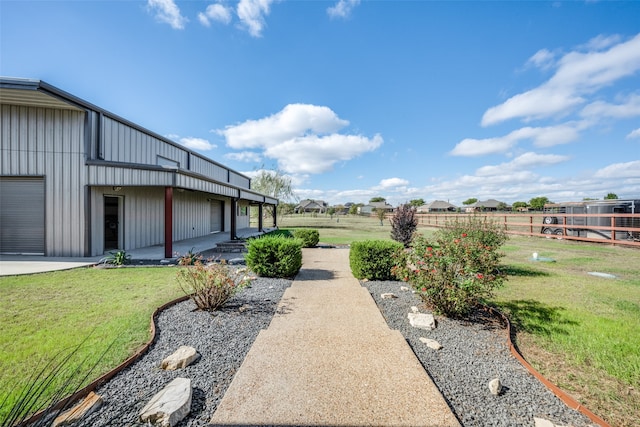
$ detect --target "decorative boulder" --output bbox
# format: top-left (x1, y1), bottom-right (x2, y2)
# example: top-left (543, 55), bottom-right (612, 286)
top-left (139, 377), bottom-right (192, 427)
top-left (160, 346), bottom-right (199, 370)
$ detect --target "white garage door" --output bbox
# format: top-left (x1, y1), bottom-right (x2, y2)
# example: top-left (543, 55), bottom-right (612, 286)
top-left (0, 177), bottom-right (45, 254)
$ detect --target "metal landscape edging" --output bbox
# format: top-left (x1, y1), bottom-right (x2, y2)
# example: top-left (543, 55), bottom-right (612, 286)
top-left (483, 305), bottom-right (611, 427)
top-left (17, 295), bottom-right (190, 427)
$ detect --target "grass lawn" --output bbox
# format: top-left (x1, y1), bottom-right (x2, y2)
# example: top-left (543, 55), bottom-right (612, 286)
top-left (0, 266), bottom-right (181, 422)
top-left (493, 236), bottom-right (640, 427)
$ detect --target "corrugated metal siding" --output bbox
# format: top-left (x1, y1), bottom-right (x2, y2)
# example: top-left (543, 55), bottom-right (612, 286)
top-left (87, 165), bottom-right (175, 186)
top-left (0, 105), bottom-right (86, 256)
top-left (190, 156), bottom-right (229, 182)
top-left (173, 191), bottom-right (212, 241)
top-left (102, 116), bottom-right (188, 166)
top-left (229, 171), bottom-right (250, 188)
top-left (175, 174), bottom-right (238, 197)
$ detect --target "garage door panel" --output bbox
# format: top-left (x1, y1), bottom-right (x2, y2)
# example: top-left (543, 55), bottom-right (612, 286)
top-left (0, 177), bottom-right (45, 254)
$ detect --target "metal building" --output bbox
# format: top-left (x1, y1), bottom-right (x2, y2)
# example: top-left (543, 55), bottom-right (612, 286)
top-left (0, 77), bottom-right (277, 257)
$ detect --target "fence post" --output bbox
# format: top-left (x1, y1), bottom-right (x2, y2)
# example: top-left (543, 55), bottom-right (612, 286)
top-left (611, 216), bottom-right (616, 242)
top-left (529, 216), bottom-right (533, 234)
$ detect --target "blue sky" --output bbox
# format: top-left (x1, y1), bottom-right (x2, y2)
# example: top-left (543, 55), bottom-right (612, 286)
top-left (2, 0), bottom-right (639, 207)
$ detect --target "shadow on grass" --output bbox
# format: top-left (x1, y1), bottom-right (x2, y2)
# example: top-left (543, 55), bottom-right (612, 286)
top-left (494, 299), bottom-right (578, 337)
top-left (502, 265), bottom-right (551, 277)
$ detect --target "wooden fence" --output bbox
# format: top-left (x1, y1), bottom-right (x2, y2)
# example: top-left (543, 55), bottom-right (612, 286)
top-left (412, 212), bottom-right (640, 248)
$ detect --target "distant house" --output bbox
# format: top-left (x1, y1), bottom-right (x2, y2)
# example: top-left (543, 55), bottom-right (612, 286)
top-left (359, 201), bottom-right (395, 215)
top-left (416, 200), bottom-right (458, 213)
top-left (465, 199), bottom-right (510, 212)
top-left (294, 199), bottom-right (327, 214)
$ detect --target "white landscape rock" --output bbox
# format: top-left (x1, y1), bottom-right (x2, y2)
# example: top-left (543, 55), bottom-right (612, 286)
top-left (381, 293), bottom-right (397, 299)
top-left (533, 417), bottom-right (565, 427)
top-left (139, 377), bottom-right (192, 427)
top-left (407, 312), bottom-right (436, 330)
top-left (419, 337), bottom-right (442, 350)
top-left (488, 378), bottom-right (502, 396)
top-left (160, 346), bottom-right (199, 370)
top-left (410, 306), bottom-right (419, 313)
top-left (400, 286), bottom-right (410, 291)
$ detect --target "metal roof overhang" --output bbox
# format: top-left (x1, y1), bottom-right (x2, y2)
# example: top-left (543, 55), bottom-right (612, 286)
top-left (0, 78), bottom-right (84, 111)
top-left (86, 160), bottom-right (278, 205)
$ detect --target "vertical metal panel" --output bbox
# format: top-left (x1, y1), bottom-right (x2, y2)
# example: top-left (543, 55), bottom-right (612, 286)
top-left (172, 190), bottom-right (211, 241)
top-left (229, 171), bottom-right (250, 188)
top-left (0, 104), bottom-right (87, 256)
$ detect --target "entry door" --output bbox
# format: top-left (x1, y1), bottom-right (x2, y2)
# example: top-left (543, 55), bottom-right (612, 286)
top-left (104, 196), bottom-right (123, 251)
top-left (210, 200), bottom-right (222, 232)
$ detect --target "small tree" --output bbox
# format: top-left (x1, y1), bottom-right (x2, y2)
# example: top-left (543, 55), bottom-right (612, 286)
top-left (349, 204), bottom-right (360, 215)
top-left (462, 198), bottom-right (478, 205)
top-left (529, 196), bottom-right (550, 211)
top-left (512, 201), bottom-right (528, 211)
top-left (370, 196), bottom-right (386, 203)
top-left (409, 199), bottom-right (425, 208)
top-left (374, 207), bottom-right (387, 226)
top-left (605, 193), bottom-right (618, 200)
top-left (327, 207), bottom-right (336, 219)
top-left (390, 204), bottom-right (417, 247)
top-left (251, 167), bottom-right (298, 218)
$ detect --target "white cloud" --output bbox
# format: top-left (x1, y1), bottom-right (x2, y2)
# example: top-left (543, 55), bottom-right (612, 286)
top-left (482, 33), bottom-right (640, 126)
top-left (147, 0), bottom-right (187, 30)
top-left (220, 104), bottom-right (349, 149)
top-left (526, 48), bottom-right (556, 70)
top-left (377, 178), bottom-right (409, 189)
top-left (580, 93), bottom-right (640, 119)
top-left (179, 137), bottom-right (216, 151)
top-left (198, 3), bottom-right (233, 27)
top-left (476, 152), bottom-right (570, 177)
top-left (627, 128), bottom-right (640, 139)
top-left (582, 34), bottom-right (622, 51)
top-left (237, 0), bottom-right (274, 37)
top-left (450, 124), bottom-right (580, 156)
top-left (218, 104), bottom-right (382, 174)
top-left (265, 133), bottom-right (383, 174)
top-left (327, 0), bottom-right (360, 19)
top-left (224, 151), bottom-right (262, 162)
top-left (594, 160), bottom-right (640, 179)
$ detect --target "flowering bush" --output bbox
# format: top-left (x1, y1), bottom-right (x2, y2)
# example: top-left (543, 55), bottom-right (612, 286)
top-left (393, 216), bottom-right (507, 317)
top-left (176, 260), bottom-right (251, 311)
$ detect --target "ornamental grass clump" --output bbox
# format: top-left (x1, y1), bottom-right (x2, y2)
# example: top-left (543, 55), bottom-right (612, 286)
top-left (393, 215), bottom-right (508, 317)
top-left (176, 260), bottom-right (250, 311)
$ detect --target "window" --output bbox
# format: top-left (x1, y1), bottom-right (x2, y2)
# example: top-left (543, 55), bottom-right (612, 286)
top-left (157, 156), bottom-right (179, 168)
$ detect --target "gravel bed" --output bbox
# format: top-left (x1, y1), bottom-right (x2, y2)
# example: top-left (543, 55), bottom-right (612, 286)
top-left (362, 279), bottom-right (596, 427)
top-left (72, 274), bottom-right (292, 427)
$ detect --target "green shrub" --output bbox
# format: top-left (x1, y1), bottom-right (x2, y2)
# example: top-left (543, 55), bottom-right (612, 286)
top-left (393, 216), bottom-right (508, 317)
top-left (350, 240), bottom-right (403, 280)
top-left (245, 235), bottom-right (303, 278)
top-left (176, 260), bottom-right (250, 311)
top-left (292, 229), bottom-right (319, 247)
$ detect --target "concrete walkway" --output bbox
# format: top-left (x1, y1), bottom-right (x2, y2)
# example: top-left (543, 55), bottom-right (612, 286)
top-left (210, 248), bottom-right (460, 427)
top-left (0, 228), bottom-right (270, 276)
